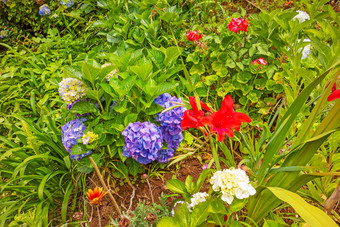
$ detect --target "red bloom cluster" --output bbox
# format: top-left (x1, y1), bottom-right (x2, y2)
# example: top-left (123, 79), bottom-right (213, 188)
top-left (228, 18), bottom-right (249, 33)
top-left (181, 96), bottom-right (251, 142)
top-left (328, 82), bottom-right (340, 101)
top-left (186, 30), bottom-right (203, 42)
top-left (251, 58), bottom-right (267, 66)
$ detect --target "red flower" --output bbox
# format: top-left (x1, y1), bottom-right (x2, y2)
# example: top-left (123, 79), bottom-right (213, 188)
top-left (186, 30), bottom-right (203, 42)
top-left (201, 95), bottom-right (251, 142)
top-left (228, 18), bottom-right (249, 33)
top-left (181, 97), bottom-right (211, 130)
top-left (251, 58), bottom-right (267, 66)
top-left (328, 82), bottom-right (340, 101)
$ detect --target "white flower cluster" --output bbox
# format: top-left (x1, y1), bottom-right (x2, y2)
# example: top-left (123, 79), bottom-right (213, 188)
top-left (58, 78), bottom-right (88, 104)
top-left (210, 168), bottom-right (256, 205)
top-left (171, 192), bottom-right (209, 216)
top-left (293, 10), bottom-right (310, 23)
top-left (102, 63), bottom-right (118, 82)
top-left (299, 38), bottom-right (311, 60)
top-left (188, 192), bottom-right (209, 210)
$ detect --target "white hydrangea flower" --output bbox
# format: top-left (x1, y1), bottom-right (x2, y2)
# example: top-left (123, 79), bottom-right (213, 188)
top-left (210, 168), bottom-right (256, 205)
top-left (102, 63), bottom-right (118, 81)
top-left (58, 78), bottom-right (88, 104)
top-left (188, 192), bottom-right (209, 210)
top-left (293, 10), bottom-right (310, 23)
top-left (299, 38), bottom-right (311, 59)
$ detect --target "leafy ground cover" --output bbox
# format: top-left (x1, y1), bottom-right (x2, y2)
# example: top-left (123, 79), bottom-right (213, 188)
top-left (1, 0), bottom-right (340, 226)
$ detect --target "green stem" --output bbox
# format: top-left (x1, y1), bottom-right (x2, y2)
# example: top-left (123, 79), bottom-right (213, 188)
top-left (211, 137), bottom-right (221, 170)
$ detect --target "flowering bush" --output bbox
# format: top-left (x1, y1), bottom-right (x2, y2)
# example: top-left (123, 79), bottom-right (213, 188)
top-left (228, 18), bottom-right (249, 33)
top-left (61, 118), bottom-right (92, 161)
top-left (122, 122), bottom-right (163, 164)
top-left (210, 168), bottom-right (256, 204)
top-left (58, 78), bottom-right (88, 105)
top-left (293, 10), bottom-right (310, 23)
top-left (186, 30), bottom-right (203, 42)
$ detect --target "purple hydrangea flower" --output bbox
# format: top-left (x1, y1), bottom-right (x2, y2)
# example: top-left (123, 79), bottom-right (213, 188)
top-left (39, 4), bottom-right (51, 16)
top-left (122, 122), bottom-right (163, 164)
top-left (61, 118), bottom-right (92, 161)
top-left (157, 148), bottom-right (176, 163)
top-left (60, 0), bottom-right (74, 8)
top-left (154, 93), bottom-right (185, 153)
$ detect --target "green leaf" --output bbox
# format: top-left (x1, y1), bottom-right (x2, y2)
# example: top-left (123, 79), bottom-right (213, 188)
top-left (268, 187), bottom-right (338, 227)
top-left (70, 101), bottom-right (99, 114)
top-left (190, 201), bottom-right (210, 226)
top-left (236, 71), bottom-right (252, 84)
top-left (195, 169), bottom-right (212, 193)
top-left (185, 175), bottom-right (195, 193)
top-left (126, 158), bottom-right (141, 176)
top-left (164, 46), bottom-right (181, 66)
top-left (148, 49), bottom-right (165, 69)
top-left (71, 144), bottom-right (88, 155)
top-left (82, 62), bottom-right (99, 86)
top-left (229, 198), bottom-right (248, 213)
top-left (145, 103), bottom-right (164, 115)
top-left (130, 63), bottom-right (153, 81)
top-left (157, 217), bottom-right (181, 227)
top-left (124, 114), bottom-right (138, 127)
top-left (86, 89), bottom-right (104, 100)
top-left (167, 179), bottom-right (189, 195)
top-left (263, 220), bottom-right (285, 227)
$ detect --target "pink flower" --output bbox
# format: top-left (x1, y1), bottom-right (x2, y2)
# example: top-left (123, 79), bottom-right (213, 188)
top-left (251, 58), bottom-right (267, 66)
top-left (228, 18), bottom-right (249, 33)
top-left (328, 82), bottom-right (340, 101)
top-left (186, 30), bottom-right (203, 42)
top-left (202, 163), bottom-right (208, 170)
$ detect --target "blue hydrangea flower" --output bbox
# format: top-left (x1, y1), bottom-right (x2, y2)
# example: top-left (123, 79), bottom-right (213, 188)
top-left (39, 4), bottom-right (51, 16)
top-left (0, 30), bottom-right (9, 39)
top-left (60, 0), bottom-right (74, 8)
top-left (122, 122), bottom-right (163, 164)
top-left (154, 93), bottom-right (185, 152)
top-left (61, 118), bottom-right (92, 161)
top-left (157, 148), bottom-right (176, 163)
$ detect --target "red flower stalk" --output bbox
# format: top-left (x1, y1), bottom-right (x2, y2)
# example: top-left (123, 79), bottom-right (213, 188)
top-left (201, 95), bottom-right (251, 142)
top-left (328, 82), bottom-right (340, 101)
top-left (181, 97), bottom-right (211, 130)
top-left (251, 58), bottom-right (267, 66)
top-left (86, 187), bottom-right (107, 205)
top-left (186, 30), bottom-right (203, 42)
top-left (228, 18), bottom-right (249, 33)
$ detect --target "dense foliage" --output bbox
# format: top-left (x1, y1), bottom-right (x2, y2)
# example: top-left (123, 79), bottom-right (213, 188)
top-left (0, 0), bottom-right (339, 226)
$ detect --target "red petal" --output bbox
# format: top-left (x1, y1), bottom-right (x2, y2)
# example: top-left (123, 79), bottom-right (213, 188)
top-left (327, 89), bottom-right (340, 101)
top-left (225, 128), bottom-right (235, 138)
top-left (233, 112), bottom-right (251, 123)
top-left (220, 95), bottom-right (234, 115)
top-left (217, 131), bottom-right (225, 142)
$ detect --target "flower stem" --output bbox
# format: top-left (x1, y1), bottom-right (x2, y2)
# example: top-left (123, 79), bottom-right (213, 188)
top-left (89, 157), bottom-right (122, 217)
top-left (211, 137), bottom-right (221, 170)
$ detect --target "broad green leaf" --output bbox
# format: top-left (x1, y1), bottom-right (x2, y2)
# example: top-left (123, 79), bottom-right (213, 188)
top-left (71, 144), bottom-right (88, 155)
top-left (167, 179), bottom-right (189, 195)
top-left (70, 101), bottom-right (99, 114)
top-left (268, 187), bottom-right (337, 227)
top-left (130, 63), bottom-right (153, 81)
top-left (157, 217), bottom-right (181, 227)
top-left (164, 46), bottom-right (181, 66)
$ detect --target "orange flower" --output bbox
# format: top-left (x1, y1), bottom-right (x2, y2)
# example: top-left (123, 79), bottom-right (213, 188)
top-left (86, 187), bottom-right (107, 205)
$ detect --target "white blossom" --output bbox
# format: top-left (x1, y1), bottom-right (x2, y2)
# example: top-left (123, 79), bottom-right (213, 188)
top-left (299, 38), bottom-right (311, 59)
top-left (293, 10), bottom-right (310, 23)
top-left (210, 168), bottom-right (256, 204)
top-left (58, 78), bottom-right (88, 104)
top-left (188, 192), bottom-right (209, 210)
